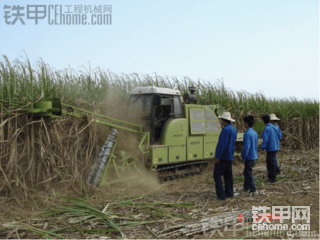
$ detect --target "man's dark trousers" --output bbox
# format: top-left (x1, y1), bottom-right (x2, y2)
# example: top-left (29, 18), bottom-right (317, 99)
top-left (266, 151), bottom-right (277, 182)
top-left (244, 160), bottom-right (257, 192)
top-left (213, 159), bottom-right (233, 200)
top-left (275, 151), bottom-right (281, 174)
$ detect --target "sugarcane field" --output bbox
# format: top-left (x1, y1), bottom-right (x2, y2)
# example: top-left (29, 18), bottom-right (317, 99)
top-left (0, 56), bottom-right (318, 239)
top-left (1, 1), bottom-right (319, 239)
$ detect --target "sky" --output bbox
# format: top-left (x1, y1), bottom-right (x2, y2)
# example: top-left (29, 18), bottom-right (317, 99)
top-left (0, 0), bottom-right (319, 101)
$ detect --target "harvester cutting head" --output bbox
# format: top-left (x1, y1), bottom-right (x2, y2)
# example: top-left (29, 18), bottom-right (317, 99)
top-left (27, 98), bottom-right (62, 119)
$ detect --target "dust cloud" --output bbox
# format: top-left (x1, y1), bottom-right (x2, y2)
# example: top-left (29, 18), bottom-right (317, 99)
top-left (92, 88), bottom-right (160, 195)
top-left (102, 168), bottom-right (161, 197)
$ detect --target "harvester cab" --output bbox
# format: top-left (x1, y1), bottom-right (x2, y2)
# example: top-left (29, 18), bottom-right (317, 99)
top-left (128, 86), bottom-right (185, 145)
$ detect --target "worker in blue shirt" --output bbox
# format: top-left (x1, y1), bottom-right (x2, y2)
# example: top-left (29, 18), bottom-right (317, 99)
top-left (242, 115), bottom-right (259, 195)
top-left (270, 113), bottom-right (282, 174)
top-left (261, 115), bottom-right (279, 183)
top-left (213, 112), bottom-right (238, 200)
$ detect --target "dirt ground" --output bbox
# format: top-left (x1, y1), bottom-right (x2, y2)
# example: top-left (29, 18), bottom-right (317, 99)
top-left (0, 149), bottom-right (319, 239)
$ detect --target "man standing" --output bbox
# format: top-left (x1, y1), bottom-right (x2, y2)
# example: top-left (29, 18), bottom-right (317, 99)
top-left (242, 115), bottom-right (259, 195)
top-left (261, 115), bottom-right (279, 183)
top-left (213, 112), bottom-right (238, 200)
top-left (270, 113), bottom-right (282, 174)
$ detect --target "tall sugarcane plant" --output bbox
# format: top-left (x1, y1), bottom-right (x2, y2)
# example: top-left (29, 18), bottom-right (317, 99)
top-left (0, 56), bottom-right (318, 119)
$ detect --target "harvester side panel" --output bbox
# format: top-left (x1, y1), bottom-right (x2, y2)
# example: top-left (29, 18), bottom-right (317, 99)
top-left (204, 108), bottom-right (221, 133)
top-left (203, 107), bottom-right (221, 159)
top-left (203, 135), bottom-right (219, 159)
top-left (160, 119), bottom-right (188, 146)
top-left (152, 145), bottom-right (168, 165)
top-left (168, 145), bottom-right (186, 163)
top-left (187, 136), bottom-right (203, 160)
top-left (189, 107), bottom-right (206, 135)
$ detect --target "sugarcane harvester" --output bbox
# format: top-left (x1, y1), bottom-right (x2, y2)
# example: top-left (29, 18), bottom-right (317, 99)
top-left (25, 86), bottom-right (245, 187)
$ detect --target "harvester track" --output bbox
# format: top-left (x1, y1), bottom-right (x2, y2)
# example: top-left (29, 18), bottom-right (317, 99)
top-left (156, 160), bottom-right (209, 182)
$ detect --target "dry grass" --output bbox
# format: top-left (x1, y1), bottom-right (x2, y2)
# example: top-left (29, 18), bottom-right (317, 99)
top-left (232, 115), bottom-right (319, 150)
top-left (0, 113), bottom-right (99, 201)
top-left (0, 149), bottom-right (318, 239)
